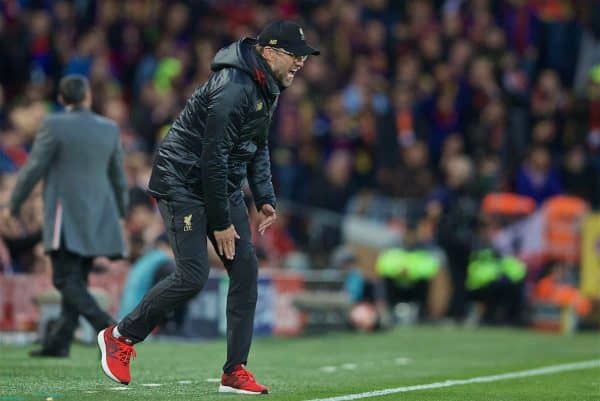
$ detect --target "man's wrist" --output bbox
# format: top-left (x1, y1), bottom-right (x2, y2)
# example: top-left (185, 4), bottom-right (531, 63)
top-left (212, 221), bottom-right (232, 232)
top-left (257, 202), bottom-right (274, 211)
top-left (2, 204), bottom-right (18, 217)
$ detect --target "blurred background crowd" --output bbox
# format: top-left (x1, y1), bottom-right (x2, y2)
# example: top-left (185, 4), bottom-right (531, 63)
top-left (1, 0), bottom-right (600, 330)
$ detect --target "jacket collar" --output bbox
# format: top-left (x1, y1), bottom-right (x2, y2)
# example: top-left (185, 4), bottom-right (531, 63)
top-left (65, 105), bottom-right (91, 113)
top-left (210, 38), bottom-right (281, 99)
top-left (249, 40), bottom-right (280, 98)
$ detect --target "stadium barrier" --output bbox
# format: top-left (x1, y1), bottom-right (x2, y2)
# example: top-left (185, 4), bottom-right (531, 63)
top-left (0, 268), bottom-right (349, 341)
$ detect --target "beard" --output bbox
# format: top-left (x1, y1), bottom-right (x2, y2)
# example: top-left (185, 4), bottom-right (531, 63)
top-left (277, 72), bottom-right (294, 88)
top-left (275, 68), bottom-right (297, 88)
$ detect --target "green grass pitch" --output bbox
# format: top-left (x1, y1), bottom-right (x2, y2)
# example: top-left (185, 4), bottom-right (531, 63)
top-left (1, 326), bottom-right (599, 401)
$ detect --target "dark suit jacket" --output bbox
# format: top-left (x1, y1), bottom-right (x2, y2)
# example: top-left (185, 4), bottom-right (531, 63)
top-left (10, 108), bottom-right (128, 257)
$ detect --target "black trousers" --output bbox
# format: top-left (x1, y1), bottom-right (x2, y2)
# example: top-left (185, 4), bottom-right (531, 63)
top-left (118, 192), bottom-right (259, 373)
top-left (45, 248), bottom-right (114, 352)
top-left (469, 280), bottom-right (525, 325)
top-left (383, 278), bottom-right (429, 319)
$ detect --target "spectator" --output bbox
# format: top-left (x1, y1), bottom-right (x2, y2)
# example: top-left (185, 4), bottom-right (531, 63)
top-left (376, 221), bottom-right (450, 322)
top-left (466, 218), bottom-right (526, 326)
top-left (560, 144), bottom-right (600, 208)
top-left (376, 84), bottom-right (427, 166)
top-left (331, 245), bottom-right (381, 306)
top-left (531, 69), bottom-right (568, 126)
top-left (330, 245), bottom-right (389, 331)
top-left (515, 146), bottom-right (563, 205)
top-left (306, 149), bottom-right (356, 213)
top-left (377, 140), bottom-right (436, 199)
top-left (0, 173), bottom-right (44, 273)
top-left (582, 65), bottom-right (600, 162)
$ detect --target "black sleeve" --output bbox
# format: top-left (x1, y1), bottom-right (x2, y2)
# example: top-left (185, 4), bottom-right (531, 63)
top-left (200, 70), bottom-right (249, 231)
top-left (247, 140), bottom-right (276, 211)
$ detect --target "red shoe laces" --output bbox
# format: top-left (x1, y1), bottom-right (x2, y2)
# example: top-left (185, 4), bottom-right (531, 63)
top-left (234, 368), bottom-right (256, 383)
top-left (118, 343), bottom-right (136, 366)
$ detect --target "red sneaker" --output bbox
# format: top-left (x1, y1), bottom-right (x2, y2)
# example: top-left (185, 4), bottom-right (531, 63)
top-left (219, 364), bottom-right (269, 395)
top-left (97, 325), bottom-right (136, 385)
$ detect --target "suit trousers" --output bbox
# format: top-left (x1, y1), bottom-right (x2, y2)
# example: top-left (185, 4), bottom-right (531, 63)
top-left (45, 248), bottom-right (114, 352)
top-left (118, 191), bottom-right (259, 373)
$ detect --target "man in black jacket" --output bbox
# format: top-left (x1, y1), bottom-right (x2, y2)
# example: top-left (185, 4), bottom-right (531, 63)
top-left (98, 20), bottom-right (319, 394)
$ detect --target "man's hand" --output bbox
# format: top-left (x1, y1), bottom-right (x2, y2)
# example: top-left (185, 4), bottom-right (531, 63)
top-left (0, 207), bottom-right (11, 222)
top-left (0, 207), bottom-right (20, 236)
top-left (257, 204), bottom-right (276, 236)
top-left (214, 224), bottom-right (240, 260)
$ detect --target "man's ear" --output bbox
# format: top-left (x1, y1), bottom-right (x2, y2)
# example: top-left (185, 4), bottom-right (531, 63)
top-left (261, 48), bottom-right (278, 70)
top-left (83, 89), bottom-right (92, 108)
top-left (261, 47), bottom-right (272, 62)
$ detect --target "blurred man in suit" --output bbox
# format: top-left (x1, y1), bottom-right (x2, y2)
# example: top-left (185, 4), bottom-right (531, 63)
top-left (3, 74), bottom-right (129, 357)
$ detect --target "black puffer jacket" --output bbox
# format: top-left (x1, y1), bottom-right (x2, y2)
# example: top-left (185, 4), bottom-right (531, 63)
top-left (148, 38), bottom-right (279, 230)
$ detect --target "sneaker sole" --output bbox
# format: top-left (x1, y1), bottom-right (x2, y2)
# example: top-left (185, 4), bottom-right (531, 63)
top-left (97, 329), bottom-right (129, 385)
top-left (218, 384), bottom-right (268, 395)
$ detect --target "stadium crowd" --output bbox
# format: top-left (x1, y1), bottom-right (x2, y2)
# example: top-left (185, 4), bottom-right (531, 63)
top-left (1, 0), bottom-right (599, 325)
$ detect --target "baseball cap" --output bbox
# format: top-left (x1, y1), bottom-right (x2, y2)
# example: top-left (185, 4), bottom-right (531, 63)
top-left (257, 20), bottom-right (320, 56)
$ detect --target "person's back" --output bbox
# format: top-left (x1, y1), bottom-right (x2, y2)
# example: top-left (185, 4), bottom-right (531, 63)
top-left (6, 74), bottom-right (128, 358)
top-left (9, 75), bottom-right (127, 257)
top-left (38, 109), bottom-right (125, 255)
top-left (45, 110), bottom-right (117, 188)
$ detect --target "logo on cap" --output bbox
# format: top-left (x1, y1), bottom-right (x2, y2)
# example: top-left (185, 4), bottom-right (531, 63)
top-left (299, 28), bottom-right (305, 40)
top-left (269, 39), bottom-right (278, 45)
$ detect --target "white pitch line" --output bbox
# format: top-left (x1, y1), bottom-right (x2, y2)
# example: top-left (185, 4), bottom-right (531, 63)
top-left (205, 378), bottom-right (221, 382)
top-left (109, 387), bottom-right (129, 391)
top-left (142, 383), bottom-right (162, 387)
top-left (179, 380), bottom-right (193, 384)
top-left (303, 359), bottom-right (600, 401)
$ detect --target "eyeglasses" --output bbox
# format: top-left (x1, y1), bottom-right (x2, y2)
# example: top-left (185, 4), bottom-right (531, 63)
top-left (268, 47), bottom-right (308, 62)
